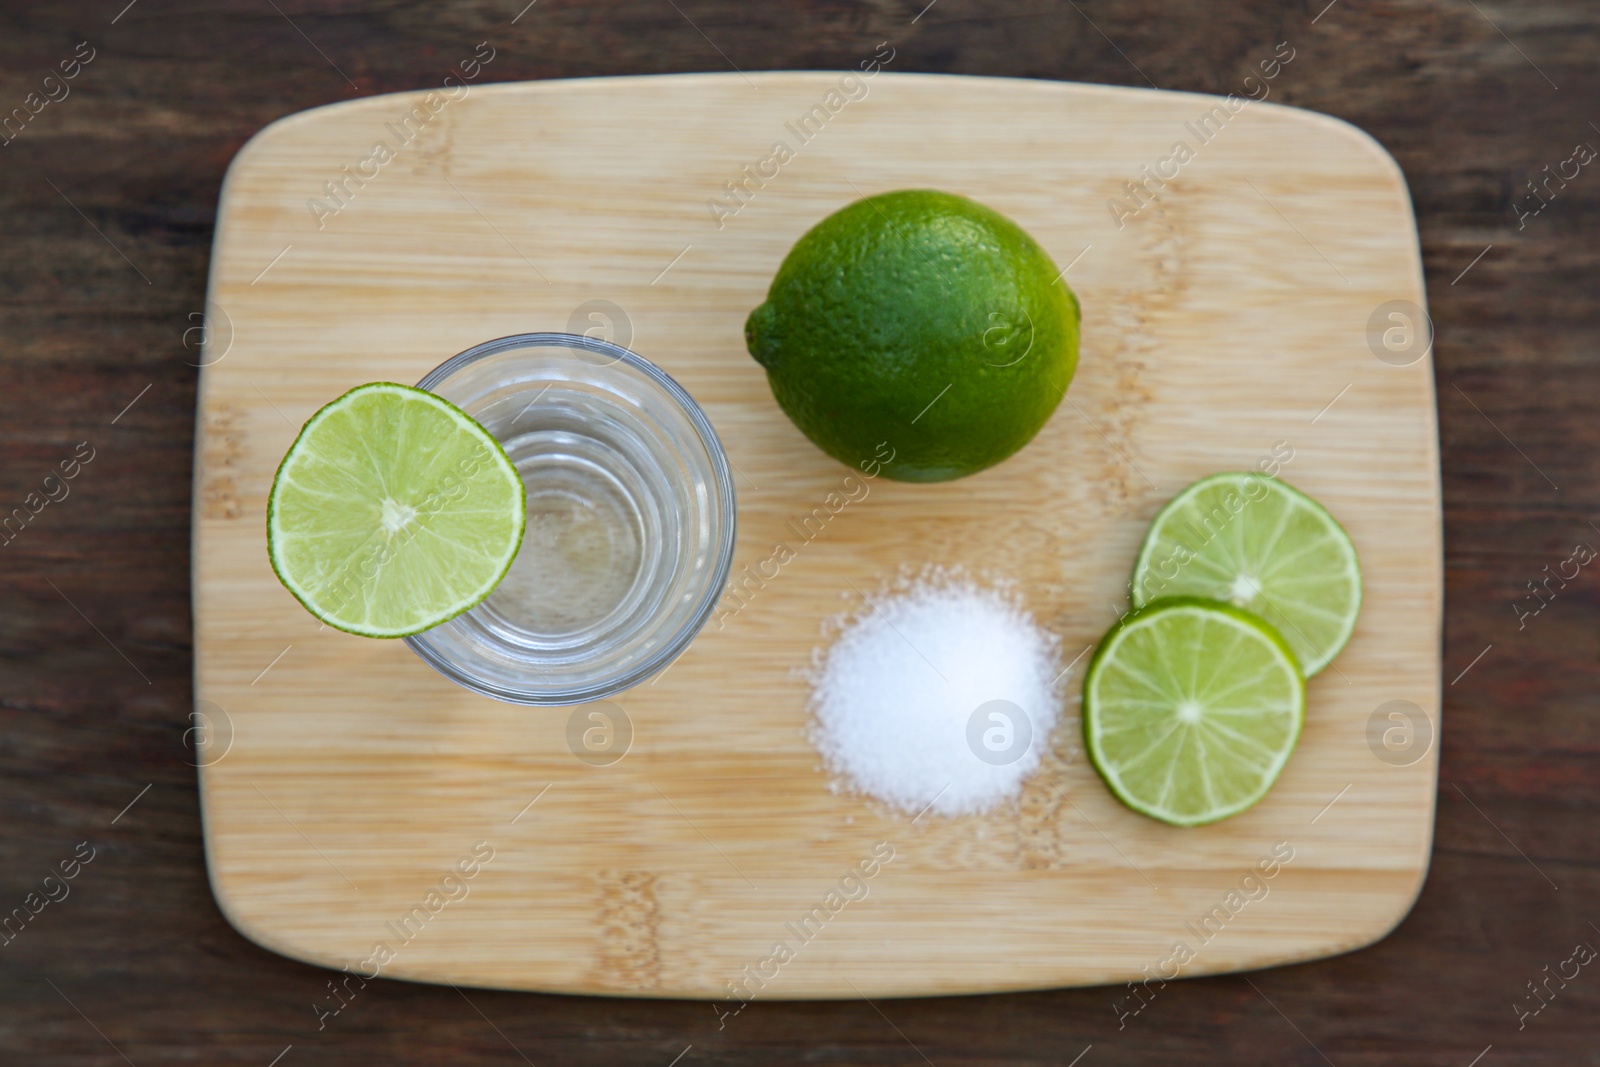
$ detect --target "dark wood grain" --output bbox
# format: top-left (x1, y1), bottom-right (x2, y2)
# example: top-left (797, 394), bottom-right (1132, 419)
top-left (2, 0), bottom-right (1596, 1063)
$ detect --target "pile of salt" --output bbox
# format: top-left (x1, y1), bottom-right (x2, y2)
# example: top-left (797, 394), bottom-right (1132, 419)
top-left (809, 577), bottom-right (1062, 817)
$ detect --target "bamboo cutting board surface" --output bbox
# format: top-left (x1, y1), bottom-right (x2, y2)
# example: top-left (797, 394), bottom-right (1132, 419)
top-left (193, 72), bottom-right (1440, 999)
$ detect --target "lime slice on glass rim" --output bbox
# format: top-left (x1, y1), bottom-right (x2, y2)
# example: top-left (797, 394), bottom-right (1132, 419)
top-left (1083, 597), bottom-right (1305, 826)
top-left (1130, 472), bottom-right (1361, 676)
top-left (267, 382), bottom-right (525, 638)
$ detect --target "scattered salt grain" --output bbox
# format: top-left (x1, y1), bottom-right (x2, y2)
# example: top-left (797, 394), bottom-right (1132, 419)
top-left (808, 576), bottom-right (1062, 818)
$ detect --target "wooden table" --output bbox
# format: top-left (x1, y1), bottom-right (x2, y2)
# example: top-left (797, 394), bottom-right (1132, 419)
top-left (1, 1), bottom-right (1594, 1062)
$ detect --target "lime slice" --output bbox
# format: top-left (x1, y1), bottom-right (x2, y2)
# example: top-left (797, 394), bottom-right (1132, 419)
top-left (1083, 598), bottom-right (1305, 826)
top-left (1130, 473), bottom-right (1361, 676)
top-left (267, 382), bottom-right (525, 638)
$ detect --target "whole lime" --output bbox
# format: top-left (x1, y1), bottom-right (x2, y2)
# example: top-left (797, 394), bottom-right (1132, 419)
top-left (744, 189), bottom-right (1079, 482)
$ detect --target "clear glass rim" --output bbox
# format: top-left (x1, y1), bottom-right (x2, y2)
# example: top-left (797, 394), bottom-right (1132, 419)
top-left (405, 332), bottom-right (737, 706)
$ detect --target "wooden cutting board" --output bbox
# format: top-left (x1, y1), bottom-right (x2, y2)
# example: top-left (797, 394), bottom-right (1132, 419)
top-left (193, 71), bottom-right (1440, 999)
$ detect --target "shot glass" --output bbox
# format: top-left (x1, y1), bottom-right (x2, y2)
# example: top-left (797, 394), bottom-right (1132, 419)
top-left (404, 333), bottom-right (736, 705)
